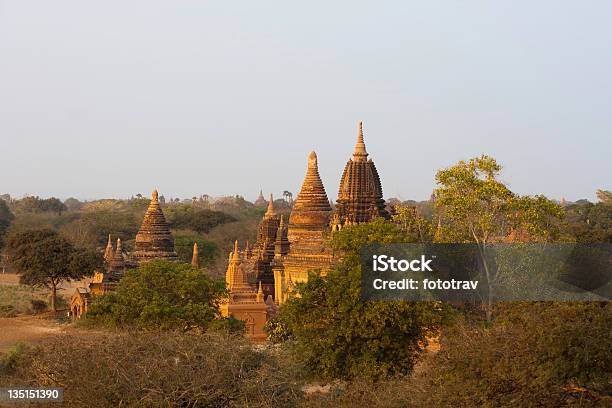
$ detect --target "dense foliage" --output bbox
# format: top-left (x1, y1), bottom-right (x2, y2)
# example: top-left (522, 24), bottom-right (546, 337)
top-left (0, 199), bottom-right (14, 247)
top-left (268, 219), bottom-right (449, 380)
top-left (174, 234), bottom-right (217, 265)
top-left (165, 205), bottom-right (236, 233)
top-left (564, 200), bottom-right (612, 243)
top-left (11, 196), bottom-right (66, 215)
top-left (87, 260), bottom-right (238, 332)
top-left (5, 229), bottom-right (102, 311)
top-left (416, 302), bottom-right (612, 407)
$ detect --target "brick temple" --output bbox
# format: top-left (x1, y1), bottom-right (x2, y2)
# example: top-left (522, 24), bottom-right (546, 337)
top-left (222, 122), bottom-right (390, 338)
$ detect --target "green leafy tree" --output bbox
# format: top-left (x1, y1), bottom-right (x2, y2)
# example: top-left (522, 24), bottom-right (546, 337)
top-left (268, 219), bottom-right (448, 380)
top-left (78, 209), bottom-right (140, 247)
top-left (63, 197), bottom-right (83, 212)
top-left (173, 234), bottom-right (217, 265)
top-left (564, 200), bottom-right (612, 243)
top-left (87, 260), bottom-right (235, 332)
top-left (13, 196), bottom-right (66, 216)
top-left (0, 200), bottom-right (14, 248)
top-left (39, 197), bottom-right (67, 216)
top-left (165, 205), bottom-right (236, 234)
top-left (392, 204), bottom-right (434, 243)
top-left (434, 155), bottom-right (564, 320)
top-left (6, 229), bottom-right (102, 311)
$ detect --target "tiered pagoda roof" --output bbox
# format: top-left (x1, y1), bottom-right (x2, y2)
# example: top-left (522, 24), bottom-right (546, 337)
top-left (132, 190), bottom-right (178, 262)
top-left (334, 122), bottom-right (389, 227)
top-left (287, 151), bottom-right (333, 254)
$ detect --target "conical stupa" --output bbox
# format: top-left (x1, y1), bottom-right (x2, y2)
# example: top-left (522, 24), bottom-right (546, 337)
top-left (254, 190), bottom-right (266, 207)
top-left (289, 151), bottom-right (332, 229)
top-left (272, 151), bottom-right (335, 305)
top-left (191, 242), bottom-right (200, 268)
top-left (133, 190), bottom-right (178, 262)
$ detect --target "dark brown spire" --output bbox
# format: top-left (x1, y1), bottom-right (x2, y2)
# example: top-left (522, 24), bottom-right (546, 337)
top-left (335, 122), bottom-right (389, 226)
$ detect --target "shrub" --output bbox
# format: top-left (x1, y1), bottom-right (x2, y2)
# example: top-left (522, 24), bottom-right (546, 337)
top-left (416, 302), bottom-right (612, 407)
top-left (271, 219), bottom-right (450, 380)
top-left (29, 299), bottom-right (47, 314)
top-left (86, 260), bottom-right (233, 332)
top-left (0, 343), bottom-right (28, 375)
top-left (0, 304), bottom-right (17, 318)
top-left (1, 331), bottom-right (302, 407)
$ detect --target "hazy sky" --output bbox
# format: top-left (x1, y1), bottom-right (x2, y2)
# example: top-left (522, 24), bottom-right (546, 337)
top-left (1, 1), bottom-right (611, 202)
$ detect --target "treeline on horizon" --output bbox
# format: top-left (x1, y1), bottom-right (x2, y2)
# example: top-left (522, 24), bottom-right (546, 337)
top-left (1, 176), bottom-right (611, 265)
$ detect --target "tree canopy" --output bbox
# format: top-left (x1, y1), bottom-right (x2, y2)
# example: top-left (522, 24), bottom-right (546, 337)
top-left (0, 199), bottom-right (14, 247)
top-left (87, 260), bottom-right (237, 332)
top-left (267, 219), bottom-right (449, 380)
top-left (6, 229), bottom-right (102, 310)
top-left (165, 205), bottom-right (236, 234)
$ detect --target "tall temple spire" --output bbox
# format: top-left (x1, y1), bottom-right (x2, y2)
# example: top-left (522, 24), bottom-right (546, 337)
top-left (104, 234), bottom-right (114, 263)
top-left (264, 193), bottom-right (276, 218)
top-left (191, 242), bottom-right (199, 268)
top-left (353, 121), bottom-right (368, 162)
top-left (232, 240), bottom-right (240, 261)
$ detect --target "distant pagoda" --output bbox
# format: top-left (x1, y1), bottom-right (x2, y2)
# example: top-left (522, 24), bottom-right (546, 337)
top-left (132, 190), bottom-right (178, 262)
top-left (254, 190), bottom-right (266, 207)
top-left (332, 121), bottom-right (389, 229)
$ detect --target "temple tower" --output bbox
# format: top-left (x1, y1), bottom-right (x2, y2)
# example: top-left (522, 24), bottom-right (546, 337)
top-left (251, 193), bottom-right (280, 298)
top-left (273, 151), bottom-right (334, 304)
top-left (333, 122), bottom-right (389, 230)
top-left (133, 190), bottom-right (178, 262)
top-left (254, 190), bottom-right (266, 207)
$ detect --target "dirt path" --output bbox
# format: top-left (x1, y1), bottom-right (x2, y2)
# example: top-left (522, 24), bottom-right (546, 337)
top-left (0, 316), bottom-right (65, 353)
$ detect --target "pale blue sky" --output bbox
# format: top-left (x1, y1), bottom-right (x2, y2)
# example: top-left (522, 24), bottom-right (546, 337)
top-left (1, 1), bottom-right (610, 202)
